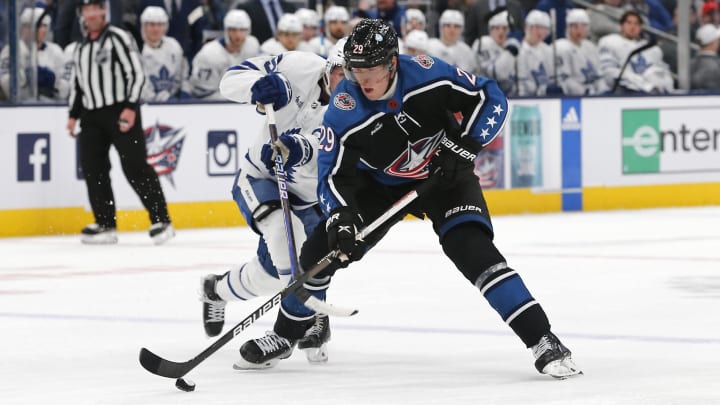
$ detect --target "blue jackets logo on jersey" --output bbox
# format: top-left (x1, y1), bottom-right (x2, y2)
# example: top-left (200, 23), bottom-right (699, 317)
top-left (411, 54), bottom-right (434, 69)
top-left (145, 122), bottom-right (186, 187)
top-left (17, 133), bottom-right (50, 182)
top-left (386, 133), bottom-right (443, 179)
top-left (333, 93), bottom-right (356, 110)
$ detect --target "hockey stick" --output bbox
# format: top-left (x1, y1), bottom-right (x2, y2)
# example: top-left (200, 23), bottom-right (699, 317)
top-left (139, 173), bottom-right (438, 379)
top-left (263, 104), bottom-right (353, 317)
top-left (610, 38), bottom-right (657, 93)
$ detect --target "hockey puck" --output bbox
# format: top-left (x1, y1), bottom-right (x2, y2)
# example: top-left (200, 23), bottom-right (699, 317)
top-left (175, 378), bottom-right (196, 392)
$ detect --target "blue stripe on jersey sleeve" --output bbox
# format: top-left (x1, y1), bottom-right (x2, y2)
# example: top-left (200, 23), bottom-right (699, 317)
top-left (226, 60), bottom-right (261, 72)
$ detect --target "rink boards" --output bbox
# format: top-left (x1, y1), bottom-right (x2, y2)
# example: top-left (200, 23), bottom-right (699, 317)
top-left (2, 95), bottom-right (719, 237)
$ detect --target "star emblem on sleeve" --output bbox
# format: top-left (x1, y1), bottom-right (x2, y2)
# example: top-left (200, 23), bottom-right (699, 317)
top-left (480, 127), bottom-right (490, 139)
top-left (486, 116), bottom-right (497, 128)
top-left (493, 104), bottom-right (504, 115)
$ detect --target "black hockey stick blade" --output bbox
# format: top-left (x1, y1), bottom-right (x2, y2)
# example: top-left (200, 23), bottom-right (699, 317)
top-left (139, 347), bottom-right (189, 379)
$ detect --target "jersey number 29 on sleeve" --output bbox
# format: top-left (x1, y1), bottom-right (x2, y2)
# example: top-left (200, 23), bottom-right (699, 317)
top-left (318, 126), bottom-right (336, 152)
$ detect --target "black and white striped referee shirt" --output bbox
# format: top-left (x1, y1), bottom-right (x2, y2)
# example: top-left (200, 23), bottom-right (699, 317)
top-left (69, 24), bottom-right (145, 117)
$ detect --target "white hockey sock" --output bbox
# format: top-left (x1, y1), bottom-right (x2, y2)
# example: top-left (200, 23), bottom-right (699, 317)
top-left (215, 257), bottom-right (284, 301)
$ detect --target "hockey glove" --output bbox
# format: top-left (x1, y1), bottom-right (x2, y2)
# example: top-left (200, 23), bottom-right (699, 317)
top-left (326, 207), bottom-right (365, 266)
top-left (260, 133), bottom-right (314, 174)
top-left (433, 128), bottom-right (481, 187)
top-left (250, 73), bottom-right (292, 111)
top-left (37, 66), bottom-right (56, 97)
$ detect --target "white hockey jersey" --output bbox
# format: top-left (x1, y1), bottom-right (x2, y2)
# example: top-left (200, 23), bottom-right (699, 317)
top-left (260, 38), bottom-right (291, 56)
top-left (426, 38), bottom-right (478, 74)
top-left (516, 40), bottom-right (555, 96)
top-left (598, 33), bottom-right (673, 93)
top-left (555, 38), bottom-right (607, 95)
top-left (304, 35), bottom-right (338, 57)
top-left (1, 40), bottom-right (68, 102)
top-left (190, 37), bottom-right (260, 100)
top-left (219, 51), bottom-right (327, 208)
top-left (141, 36), bottom-right (190, 102)
top-left (472, 35), bottom-right (519, 95)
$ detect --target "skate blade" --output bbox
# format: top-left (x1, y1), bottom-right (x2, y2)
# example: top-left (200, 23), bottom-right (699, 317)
top-left (542, 357), bottom-right (583, 379)
top-left (232, 358), bottom-right (281, 370)
top-left (302, 343), bottom-right (329, 364)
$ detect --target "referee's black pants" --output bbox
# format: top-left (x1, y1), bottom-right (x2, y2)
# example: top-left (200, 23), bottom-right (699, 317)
top-left (78, 104), bottom-right (170, 228)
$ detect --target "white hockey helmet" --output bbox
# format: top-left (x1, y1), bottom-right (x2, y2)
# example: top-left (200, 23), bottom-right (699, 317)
top-left (488, 10), bottom-right (510, 28)
top-left (295, 8), bottom-right (320, 28)
top-left (224, 9), bottom-right (251, 31)
top-left (439, 9), bottom-right (464, 28)
top-left (404, 29), bottom-right (428, 53)
top-left (277, 14), bottom-right (303, 33)
top-left (566, 9), bottom-right (590, 25)
top-left (324, 37), bottom-right (348, 95)
top-left (405, 9), bottom-right (426, 30)
top-left (140, 6), bottom-right (169, 25)
top-left (525, 10), bottom-right (551, 28)
top-left (21, 7), bottom-right (51, 27)
top-left (324, 6), bottom-right (350, 25)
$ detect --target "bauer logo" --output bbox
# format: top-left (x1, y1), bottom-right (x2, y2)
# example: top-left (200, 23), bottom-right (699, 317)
top-left (207, 130), bottom-right (238, 176)
top-left (17, 133), bottom-right (50, 182)
top-left (622, 108), bottom-right (720, 174)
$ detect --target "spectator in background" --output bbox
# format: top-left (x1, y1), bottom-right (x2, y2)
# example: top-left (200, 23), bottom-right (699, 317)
top-left (139, 6), bottom-right (191, 102)
top-left (690, 23), bottom-right (720, 90)
top-left (516, 10), bottom-right (555, 96)
top-left (554, 9), bottom-right (608, 95)
top-left (598, 10), bottom-right (674, 94)
top-left (402, 29), bottom-right (429, 54)
top-left (534, 0), bottom-right (576, 40)
top-left (138, 0), bottom-right (205, 60)
top-left (306, 6), bottom-right (349, 57)
top-left (295, 8), bottom-right (320, 52)
top-left (234, 0), bottom-right (297, 43)
top-left (1, 6), bottom-right (67, 102)
top-left (427, 9), bottom-right (477, 73)
top-left (471, 10), bottom-right (520, 95)
top-left (403, 8), bottom-right (426, 38)
top-left (627, 0), bottom-right (673, 32)
top-left (190, 9), bottom-right (259, 99)
top-left (700, 1), bottom-right (720, 26)
top-left (369, 0), bottom-right (406, 34)
top-left (260, 13), bottom-right (302, 55)
top-left (464, 0), bottom-right (524, 46)
top-left (588, 0), bottom-right (625, 41)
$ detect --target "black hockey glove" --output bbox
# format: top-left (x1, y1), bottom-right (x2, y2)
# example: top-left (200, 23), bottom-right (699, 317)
top-left (326, 207), bottom-right (365, 266)
top-left (433, 129), bottom-right (481, 187)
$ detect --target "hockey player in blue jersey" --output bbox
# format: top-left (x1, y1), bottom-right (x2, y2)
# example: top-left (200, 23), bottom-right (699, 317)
top-left (238, 19), bottom-right (582, 379)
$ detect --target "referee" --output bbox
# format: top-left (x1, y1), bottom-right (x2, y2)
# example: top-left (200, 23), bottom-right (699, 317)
top-left (66, 0), bottom-right (174, 245)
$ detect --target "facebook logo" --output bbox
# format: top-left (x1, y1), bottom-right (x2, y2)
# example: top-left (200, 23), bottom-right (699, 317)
top-left (17, 133), bottom-right (50, 182)
top-left (207, 130), bottom-right (238, 176)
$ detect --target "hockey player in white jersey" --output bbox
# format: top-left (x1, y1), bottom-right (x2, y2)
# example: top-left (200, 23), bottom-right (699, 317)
top-left (598, 10), bottom-right (673, 94)
top-left (138, 7), bottom-right (190, 102)
top-left (200, 43), bottom-right (347, 369)
top-left (260, 14), bottom-right (303, 55)
top-left (189, 10), bottom-right (260, 100)
top-left (554, 9), bottom-right (607, 96)
top-left (426, 9), bottom-right (477, 74)
top-left (306, 6), bottom-right (350, 57)
top-left (1, 6), bottom-right (67, 102)
top-left (402, 29), bottom-right (429, 55)
top-left (295, 8), bottom-right (321, 52)
top-left (402, 8), bottom-right (426, 37)
top-left (471, 10), bottom-right (520, 95)
top-left (516, 10), bottom-right (555, 96)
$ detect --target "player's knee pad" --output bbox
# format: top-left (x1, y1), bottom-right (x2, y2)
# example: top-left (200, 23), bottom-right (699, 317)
top-left (441, 223), bottom-right (506, 283)
top-left (215, 257), bottom-right (284, 301)
top-left (256, 207), bottom-right (307, 274)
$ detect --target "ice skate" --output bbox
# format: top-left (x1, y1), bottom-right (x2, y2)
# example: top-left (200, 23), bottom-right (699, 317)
top-left (80, 224), bottom-right (118, 245)
top-left (297, 314), bottom-right (331, 364)
top-left (233, 331), bottom-right (295, 370)
top-left (149, 222), bottom-right (175, 245)
top-left (199, 274), bottom-right (226, 337)
top-left (532, 332), bottom-right (583, 379)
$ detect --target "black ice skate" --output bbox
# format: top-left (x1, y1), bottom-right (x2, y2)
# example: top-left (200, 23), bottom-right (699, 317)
top-left (297, 314), bottom-right (331, 364)
top-left (200, 274), bottom-right (226, 337)
top-left (149, 222), bottom-right (175, 245)
top-left (80, 224), bottom-right (118, 245)
top-left (233, 331), bottom-right (295, 370)
top-left (532, 332), bottom-right (583, 379)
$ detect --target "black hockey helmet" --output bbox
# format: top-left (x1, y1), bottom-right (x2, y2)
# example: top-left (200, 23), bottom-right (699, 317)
top-left (343, 19), bottom-right (398, 70)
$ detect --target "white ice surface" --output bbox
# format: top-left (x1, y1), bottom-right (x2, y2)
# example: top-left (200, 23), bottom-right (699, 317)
top-left (1, 207), bottom-right (719, 404)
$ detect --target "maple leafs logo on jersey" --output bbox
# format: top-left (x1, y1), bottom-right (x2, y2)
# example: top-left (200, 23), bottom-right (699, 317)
top-left (386, 131), bottom-right (444, 179)
top-left (144, 122), bottom-right (186, 187)
top-left (150, 66), bottom-right (175, 93)
top-left (333, 92), bottom-right (356, 110)
top-left (411, 54), bottom-right (434, 69)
